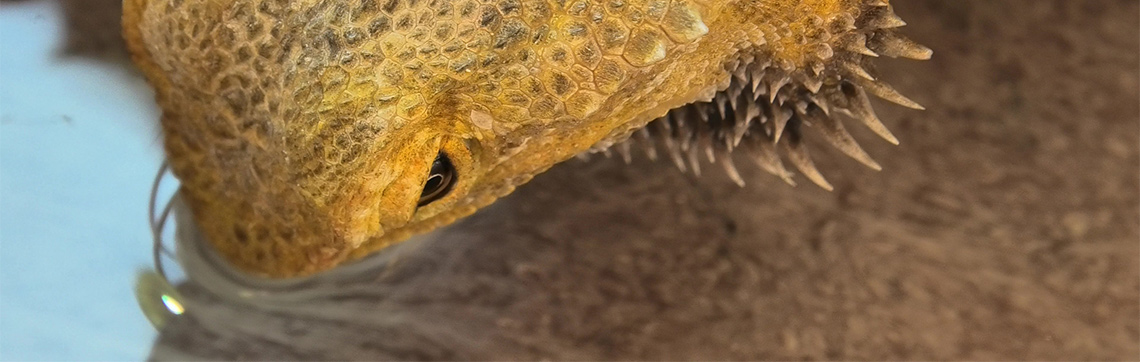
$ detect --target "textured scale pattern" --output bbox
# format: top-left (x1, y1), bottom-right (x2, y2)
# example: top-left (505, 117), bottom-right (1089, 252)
top-left (125, 0), bottom-right (928, 277)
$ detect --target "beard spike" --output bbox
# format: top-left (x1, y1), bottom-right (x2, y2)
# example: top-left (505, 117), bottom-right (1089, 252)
top-left (597, 1), bottom-right (929, 190)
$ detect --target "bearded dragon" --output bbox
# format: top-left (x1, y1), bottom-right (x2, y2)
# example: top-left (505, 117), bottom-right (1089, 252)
top-left (124, 0), bottom-right (929, 277)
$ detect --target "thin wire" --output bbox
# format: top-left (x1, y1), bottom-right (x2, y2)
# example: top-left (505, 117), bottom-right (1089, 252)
top-left (148, 162), bottom-right (166, 232)
top-left (153, 196), bottom-right (177, 278)
top-left (149, 161), bottom-right (175, 280)
top-left (156, 200), bottom-right (176, 258)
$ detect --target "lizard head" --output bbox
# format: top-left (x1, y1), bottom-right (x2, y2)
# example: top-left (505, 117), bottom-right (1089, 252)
top-left (126, 0), bottom-right (924, 277)
top-left (125, 0), bottom-right (690, 277)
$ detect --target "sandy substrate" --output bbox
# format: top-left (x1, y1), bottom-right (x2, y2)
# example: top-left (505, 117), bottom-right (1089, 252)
top-left (34, 0), bottom-right (1140, 359)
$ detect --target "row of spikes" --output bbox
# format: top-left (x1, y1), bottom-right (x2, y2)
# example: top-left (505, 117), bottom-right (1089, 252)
top-left (594, 2), bottom-right (930, 190)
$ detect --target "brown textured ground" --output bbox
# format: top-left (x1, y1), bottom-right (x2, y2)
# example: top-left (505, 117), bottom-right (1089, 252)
top-left (38, 0), bottom-right (1140, 359)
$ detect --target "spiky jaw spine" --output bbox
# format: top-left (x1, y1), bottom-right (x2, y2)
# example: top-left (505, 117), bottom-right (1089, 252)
top-left (602, 2), bottom-right (931, 190)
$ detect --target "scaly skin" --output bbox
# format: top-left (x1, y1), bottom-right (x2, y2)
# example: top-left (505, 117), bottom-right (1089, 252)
top-left (124, 0), bottom-right (925, 277)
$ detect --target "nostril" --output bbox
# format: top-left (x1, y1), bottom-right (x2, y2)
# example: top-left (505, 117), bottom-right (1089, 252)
top-left (232, 225), bottom-right (249, 245)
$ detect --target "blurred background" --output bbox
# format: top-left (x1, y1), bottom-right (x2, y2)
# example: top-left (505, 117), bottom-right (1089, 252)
top-left (1, 0), bottom-right (1138, 360)
top-left (1, 0), bottom-right (163, 359)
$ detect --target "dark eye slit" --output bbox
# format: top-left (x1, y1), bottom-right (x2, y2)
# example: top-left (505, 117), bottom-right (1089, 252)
top-left (418, 152), bottom-right (456, 206)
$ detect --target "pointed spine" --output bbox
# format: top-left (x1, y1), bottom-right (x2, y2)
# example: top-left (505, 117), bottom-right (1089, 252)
top-left (801, 106), bottom-right (882, 170)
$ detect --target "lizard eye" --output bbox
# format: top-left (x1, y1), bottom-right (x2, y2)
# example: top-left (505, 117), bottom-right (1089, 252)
top-left (418, 152), bottom-right (456, 206)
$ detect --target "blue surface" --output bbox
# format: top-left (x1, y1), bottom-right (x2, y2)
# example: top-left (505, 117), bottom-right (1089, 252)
top-left (1, 2), bottom-right (164, 360)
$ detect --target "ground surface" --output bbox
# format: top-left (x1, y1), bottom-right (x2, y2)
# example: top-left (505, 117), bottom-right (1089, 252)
top-left (33, 0), bottom-right (1140, 359)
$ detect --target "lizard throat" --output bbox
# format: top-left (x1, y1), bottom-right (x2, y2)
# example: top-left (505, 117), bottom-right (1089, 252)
top-left (597, 3), bottom-right (931, 190)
